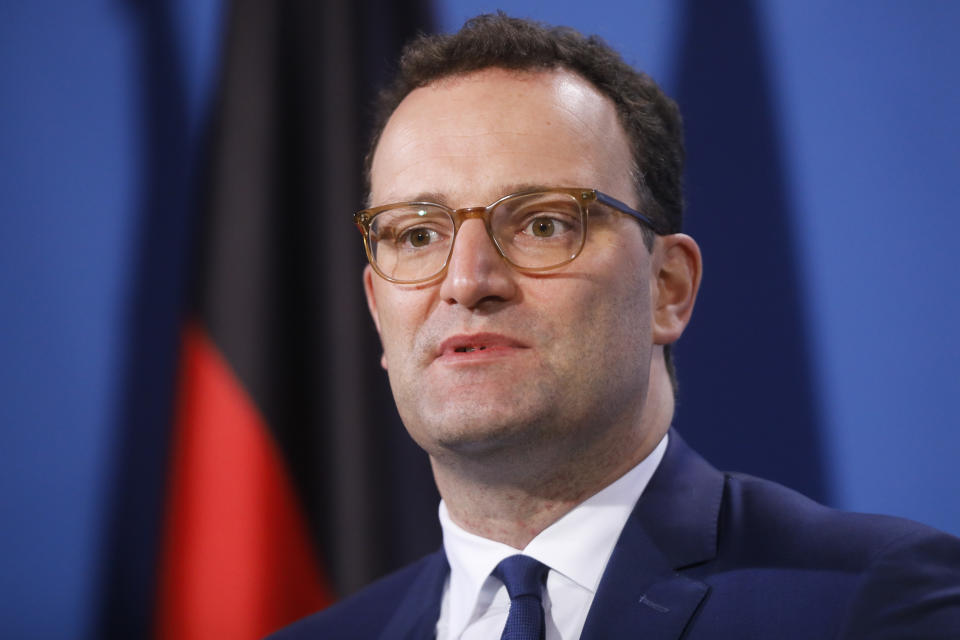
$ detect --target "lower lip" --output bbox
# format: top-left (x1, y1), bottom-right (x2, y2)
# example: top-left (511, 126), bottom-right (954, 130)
top-left (437, 346), bottom-right (526, 364)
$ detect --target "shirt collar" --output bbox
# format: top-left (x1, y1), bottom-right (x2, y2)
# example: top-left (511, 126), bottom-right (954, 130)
top-left (439, 433), bottom-right (668, 635)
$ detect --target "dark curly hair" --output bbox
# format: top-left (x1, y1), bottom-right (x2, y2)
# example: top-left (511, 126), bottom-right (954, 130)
top-left (365, 12), bottom-right (686, 394)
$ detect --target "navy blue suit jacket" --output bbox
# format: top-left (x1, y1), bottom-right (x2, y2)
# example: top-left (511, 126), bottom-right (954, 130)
top-left (270, 431), bottom-right (960, 639)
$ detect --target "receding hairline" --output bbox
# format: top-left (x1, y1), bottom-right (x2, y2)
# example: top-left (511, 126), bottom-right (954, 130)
top-left (368, 66), bottom-right (639, 208)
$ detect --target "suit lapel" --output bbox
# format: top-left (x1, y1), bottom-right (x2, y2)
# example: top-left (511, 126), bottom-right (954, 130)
top-left (580, 430), bottom-right (724, 640)
top-left (377, 550), bottom-right (449, 640)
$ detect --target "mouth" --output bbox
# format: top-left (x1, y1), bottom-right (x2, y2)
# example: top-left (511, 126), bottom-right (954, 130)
top-left (437, 333), bottom-right (528, 359)
top-left (455, 345), bottom-right (488, 353)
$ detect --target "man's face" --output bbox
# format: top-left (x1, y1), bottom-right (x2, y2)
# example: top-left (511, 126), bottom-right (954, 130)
top-left (365, 68), bottom-right (660, 467)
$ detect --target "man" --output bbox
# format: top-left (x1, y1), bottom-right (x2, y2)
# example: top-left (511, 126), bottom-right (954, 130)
top-left (273, 14), bottom-right (960, 639)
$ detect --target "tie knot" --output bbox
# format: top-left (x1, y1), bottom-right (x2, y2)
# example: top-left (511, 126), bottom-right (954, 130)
top-left (492, 555), bottom-right (549, 600)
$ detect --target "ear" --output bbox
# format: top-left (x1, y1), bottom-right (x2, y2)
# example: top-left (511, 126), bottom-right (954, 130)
top-left (651, 233), bottom-right (702, 345)
top-left (362, 265), bottom-right (388, 370)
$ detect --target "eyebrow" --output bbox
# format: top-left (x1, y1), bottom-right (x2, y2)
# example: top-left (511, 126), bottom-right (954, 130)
top-left (392, 182), bottom-right (577, 206)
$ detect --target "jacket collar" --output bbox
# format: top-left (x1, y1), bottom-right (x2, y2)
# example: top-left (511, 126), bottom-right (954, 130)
top-left (579, 429), bottom-right (723, 639)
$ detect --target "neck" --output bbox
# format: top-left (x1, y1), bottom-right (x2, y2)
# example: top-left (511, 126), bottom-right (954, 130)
top-left (433, 364), bottom-right (674, 549)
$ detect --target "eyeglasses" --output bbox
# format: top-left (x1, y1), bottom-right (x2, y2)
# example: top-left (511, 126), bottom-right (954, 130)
top-left (354, 187), bottom-right (661, 284)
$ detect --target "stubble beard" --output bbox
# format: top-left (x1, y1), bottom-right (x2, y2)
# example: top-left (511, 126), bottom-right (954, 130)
top-left (397, 373), bottom-right (565, 464)
top-left (394, 361), bottom-right (649, 493)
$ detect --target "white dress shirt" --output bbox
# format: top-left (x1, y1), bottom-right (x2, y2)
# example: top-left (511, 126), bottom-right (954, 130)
top-left (435, 433), bottom-right (668, 640)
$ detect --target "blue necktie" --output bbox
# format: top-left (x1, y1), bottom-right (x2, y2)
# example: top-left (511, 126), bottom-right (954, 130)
top-left (492, 555), bottom-right (550, 640)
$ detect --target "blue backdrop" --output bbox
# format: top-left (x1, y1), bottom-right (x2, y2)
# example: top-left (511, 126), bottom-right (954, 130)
top-left (2, 1), bottom-right (958, 637)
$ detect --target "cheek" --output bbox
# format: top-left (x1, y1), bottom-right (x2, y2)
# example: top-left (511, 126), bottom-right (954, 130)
top-left (580, 265), bottom-right (652, 361)
top-left (533, 272), bottom-right (649, 361)
top-left (374, 289), bottom-right (435, 363)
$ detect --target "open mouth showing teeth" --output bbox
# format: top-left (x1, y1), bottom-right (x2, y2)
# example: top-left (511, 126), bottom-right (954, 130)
top-left (455, 346), bottom-right (487, 353)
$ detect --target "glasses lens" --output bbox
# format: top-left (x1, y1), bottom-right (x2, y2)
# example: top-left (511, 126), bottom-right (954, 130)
top-left (490, 192), bottom-right (585, 269)
top-left (368, 205), bottom-right (454, 282)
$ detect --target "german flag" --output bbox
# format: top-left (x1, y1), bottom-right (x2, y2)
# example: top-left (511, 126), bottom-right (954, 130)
top-left (154, 1), bottom-right (436, 637)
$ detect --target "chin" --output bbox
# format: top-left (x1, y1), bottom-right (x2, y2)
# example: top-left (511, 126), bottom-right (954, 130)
top-left (416, 411), bottom-right (557, 461)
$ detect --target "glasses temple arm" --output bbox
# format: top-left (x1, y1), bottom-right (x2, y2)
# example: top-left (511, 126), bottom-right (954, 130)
top-left (594, 191), bottom-right (663, 234)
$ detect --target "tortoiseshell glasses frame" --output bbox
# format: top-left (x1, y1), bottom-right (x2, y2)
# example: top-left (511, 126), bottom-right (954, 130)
top-left (354, 187), bottom-right (661, 284)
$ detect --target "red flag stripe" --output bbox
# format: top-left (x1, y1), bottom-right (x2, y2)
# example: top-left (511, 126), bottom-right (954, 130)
top-left (156, 322), bottom-right (333, 640)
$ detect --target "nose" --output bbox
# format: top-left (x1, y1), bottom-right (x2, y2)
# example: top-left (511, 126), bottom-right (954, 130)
top-left (439, 218), bottom-right (518, 309)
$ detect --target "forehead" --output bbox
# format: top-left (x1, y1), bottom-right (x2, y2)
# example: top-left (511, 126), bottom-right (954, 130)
top-left (369, 68), bottom-right (634, 206)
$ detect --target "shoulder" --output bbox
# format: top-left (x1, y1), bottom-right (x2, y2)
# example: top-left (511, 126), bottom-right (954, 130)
top-left (719, 471), bottom-right (943, 562)
top-left (267, 551), bottom-right (446, 640)
top-left (713, 472), bottom-right (960, 637)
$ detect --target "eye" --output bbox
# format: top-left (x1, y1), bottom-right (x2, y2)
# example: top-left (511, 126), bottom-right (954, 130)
top-left (399, 227), bottom-right (440, 248)
top-left (523, 216), bottom-right (570, 238)
top-left (531, 217), bottom-right (555, 237)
